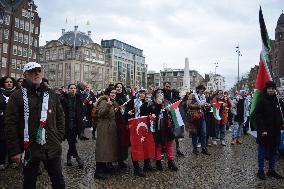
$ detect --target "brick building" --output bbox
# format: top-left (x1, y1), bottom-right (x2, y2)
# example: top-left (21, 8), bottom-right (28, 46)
top-left (0, 0), bottom-right (40, 78)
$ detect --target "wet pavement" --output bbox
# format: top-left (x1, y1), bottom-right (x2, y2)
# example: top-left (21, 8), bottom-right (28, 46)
top-left (1, 129), bottom-right (284, 189)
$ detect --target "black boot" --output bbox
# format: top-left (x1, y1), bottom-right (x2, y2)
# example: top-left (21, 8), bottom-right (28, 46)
top-left (193, 148), bottom-right (199, 155)
top-left (133, 161), bottom-right (145, 177)
top-left (143, 159), bottom-right (155, 172)
top-left (67, 156), bottom-right (72, 166)
top-left (201, 148), bottom-right (210, 155)
top-left (94, 162), bottom-right (108, 180)
top-left (267, 170), bottom-right (284, 179)
top-left (167, 160), bottom-right (178, 171)
top-left (105, 162), bottom-right (114, 174)
top-left (257, 170), bottom-right (266, 180)
top-left (156, 160), bottom-right (163, 171)
top-left (76, 157), bottom-right (84, 170)
top-left (118, 161), bottom-right (127, 169)
top-left (177, 150), bottom-right (185, 157)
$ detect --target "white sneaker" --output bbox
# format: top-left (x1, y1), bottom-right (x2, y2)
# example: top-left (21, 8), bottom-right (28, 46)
top-left (197, 143), bottom-right (201, 148)
top-left (212, 140), bottom-right (217, 145)
top-left (221, 141), bottom-right (226, 146)
top-left (0, 164), bottom-right (5, 170)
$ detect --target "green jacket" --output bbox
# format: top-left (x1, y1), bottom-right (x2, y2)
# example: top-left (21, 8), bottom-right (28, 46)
top-left (5, 80), bottom-right (65, 160)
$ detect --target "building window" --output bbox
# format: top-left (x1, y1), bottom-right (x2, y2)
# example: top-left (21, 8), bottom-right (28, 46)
top-left (34, 39), bottom-right (38, 47)
top-left (13, 31), bottom-right (18, 42)
top-left (58, 49), bottom-right (64, 59)
top-left (18, 33), bottom-right (23, 43)
top-left (45, 51), bottom-right (50, 61)
top-left (15, 17), bottom-right (19, 28)
top-left (29, 37), bottom-right (33, 46)
top-left (25, 21), bottom-right (29, 31)
top-left (52, 50), bottom-right (57, 60)
top-left (13, 45), bottom-right (17, 55)
top-left (3, 43), bottom-right (8, 54)
top-left (4, 15), bottom-right (10, 25)
top-left (24, 35), bottom-right (28, 44)
top-left (23, 48), bottom-right (27, 57)
top-left (28, 49), bottom-right (32, 58)
top-left (17, 46), bottom-right (22, 56)
top-left (1, 57), bottom-right (7, 68)
top-left (11, 59), bottom-right (16, 69)
top-left (31, 23), bottom-right (34, 34)
top-left (17, 59), bottom-right (21, 70)
top-left (4, 29), bottom-right (9, 39)
top-left (20, 20), bottom-right (24, 30)
top-left (35, 27), bottom-right (38, 35)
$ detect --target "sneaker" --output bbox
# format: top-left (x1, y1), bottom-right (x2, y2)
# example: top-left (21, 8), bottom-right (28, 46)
top-left (212, 140), bottom-right (217, 145)
top-left (221, 141), bottom-right (226, 146)
top-left (0, 164), bottom-right (5, 171)
top-left (257, 171), bottom-right (266, 180)
top-left (267, 171), bottom-right (284, 179)
top-left (197, 143), bottom-right (201, 148)
top-left (167, 160), bottom-right (178, 171)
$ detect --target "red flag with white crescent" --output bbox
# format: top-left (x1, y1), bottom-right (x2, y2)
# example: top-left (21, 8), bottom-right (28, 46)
top-left (128, 116), bottom-right (155, 161)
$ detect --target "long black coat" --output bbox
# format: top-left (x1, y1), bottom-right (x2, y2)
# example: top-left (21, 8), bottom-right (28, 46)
top-left (255, 92), bottom-right (284, 147)
top-left (61, 93), bottom-right (84, 139)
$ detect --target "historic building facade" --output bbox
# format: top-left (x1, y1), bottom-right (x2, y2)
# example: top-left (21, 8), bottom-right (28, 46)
top-left (39, 27), bottom-right (107, 89)
top-left (101, 39), bottom-right (147, 88)
top-left (206, 73), bottom-right (225, 91)
top-left (0, 0), bottom-right (40, 78)
top-left (271, 13), bottom-right (284, 86)
top-left (147, 68), bottom-right (204, 91)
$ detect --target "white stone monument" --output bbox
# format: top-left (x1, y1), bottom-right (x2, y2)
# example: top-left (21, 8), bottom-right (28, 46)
top-left (181, 57), bottom-right (191, 96)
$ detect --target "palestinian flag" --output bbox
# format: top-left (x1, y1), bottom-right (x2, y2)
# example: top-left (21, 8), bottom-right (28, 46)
top-left (169, 100), bottom-right (185, 128)
top-left (249, 6), bottom-right (273, 131)
top-left (212, 101), bottom-right (223, 121)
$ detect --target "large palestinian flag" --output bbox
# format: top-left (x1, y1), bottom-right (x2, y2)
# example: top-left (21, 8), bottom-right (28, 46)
top-left (169, 100), bottom-right (185, 128)
top-left (249, 7), bottom-right (273, 131)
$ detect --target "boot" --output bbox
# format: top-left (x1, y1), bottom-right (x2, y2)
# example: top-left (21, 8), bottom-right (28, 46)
top-left (143, 159), bottom-right (155, 172)
top-left (67, 156), bottom-right (72, 166)
top-left (105, 162), bottom-right (114, 174)
top-left (133, 162), bottom-right (146, 177)
top-left (156, 160), bottom-right (163, 171)
top-left (118, 161), bottom-right (127, 169)
top-left (201, 148), bottom-right (211, 155)
top-left (236, 138), bottom-right (243, 144)
top-left (257, 170), bottom-right (266, 180)
top-left (267, 170), bottom-right (284, 179)
top-left (76, 157), bottom-right (84, 169)
top-left (167, 160), bottom-right (178, 171)
top-left (193, 148), bottom-right (199, 155)
top-left (94, 163), bottom-right (108, 180)
top-left (176, 150), bottom-right (185, 157)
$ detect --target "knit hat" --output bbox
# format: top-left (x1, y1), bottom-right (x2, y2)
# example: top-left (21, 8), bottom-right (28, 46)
top-left (265, 81), bottom-right (276, 89)
top-left (23, 62), bottom-right (41, 73)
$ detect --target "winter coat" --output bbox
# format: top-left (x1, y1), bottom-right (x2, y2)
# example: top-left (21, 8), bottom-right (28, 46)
top-left (61, 93), bottom-right (84, 140)
top-left (94, 95), bottom-right (119, 162)
top-left (5, 80), bottom-right (65, 160)
top-left (234, 96), bottom-right (245, 123)
top-left (255, 92), bottom-right (284, 147)
top-left (0, 87), bottom-right (16, 140)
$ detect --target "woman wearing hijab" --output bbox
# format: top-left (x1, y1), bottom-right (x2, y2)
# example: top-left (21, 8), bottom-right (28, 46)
top-left (0, 76), bottom-right (17, 170)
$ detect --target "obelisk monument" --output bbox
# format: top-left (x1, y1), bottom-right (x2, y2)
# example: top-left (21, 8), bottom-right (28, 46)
top-left (181, 57), bottom-right (191, 96)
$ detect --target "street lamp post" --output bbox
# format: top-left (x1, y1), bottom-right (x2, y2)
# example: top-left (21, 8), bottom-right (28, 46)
top-left (0, 9), bottom-right (5, 73)
top-left (235, 45), bottom-right (242, 83)
top-left (214, 62), bottom-right (218, 75)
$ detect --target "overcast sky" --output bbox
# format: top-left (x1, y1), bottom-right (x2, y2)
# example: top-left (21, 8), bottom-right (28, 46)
top-left (34, 0), bottom-right (283, 89)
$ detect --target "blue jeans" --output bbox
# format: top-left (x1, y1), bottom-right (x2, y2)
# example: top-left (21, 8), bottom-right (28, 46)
top-left (258, 145), bottom-right (277, 172)
top-left (232, 121), bottom-right (243, 139)
top-left (192, 118), bottom-right (207, 149)
top-left (219, 124), bottom-right (226, 141)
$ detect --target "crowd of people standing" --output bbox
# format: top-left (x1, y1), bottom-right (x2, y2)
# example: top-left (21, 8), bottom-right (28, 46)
top-left (0, 62), bottom-right (283, 188)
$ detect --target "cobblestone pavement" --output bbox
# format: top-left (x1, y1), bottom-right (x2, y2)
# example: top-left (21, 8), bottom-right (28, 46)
top-left (1, 129), bottom-right (284, 189)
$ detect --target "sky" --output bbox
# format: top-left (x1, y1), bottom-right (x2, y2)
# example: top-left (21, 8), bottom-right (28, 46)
top-left (34, 0), bottom-right (284, 89)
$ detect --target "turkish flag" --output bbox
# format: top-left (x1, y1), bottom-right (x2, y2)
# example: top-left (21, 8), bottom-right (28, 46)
top-left (128, 116), bottom-right (155, 161)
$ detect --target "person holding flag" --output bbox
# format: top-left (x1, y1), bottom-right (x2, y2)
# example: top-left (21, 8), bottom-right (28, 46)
top-left (126, 88), bottom-right (155, 177)
top-left (149, 88), bottom-right (178, 171)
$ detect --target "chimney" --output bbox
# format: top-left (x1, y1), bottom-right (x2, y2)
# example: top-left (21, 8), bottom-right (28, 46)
top-left (74, 26), bottom-right (78, 31)
top-left (62, 29), bottom-right (65, 35)
top-left (88, 31), bottom-right (91, 37)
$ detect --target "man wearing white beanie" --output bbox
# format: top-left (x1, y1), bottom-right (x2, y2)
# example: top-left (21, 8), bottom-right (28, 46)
top-left (5, 62), bottom-right (66, 188)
